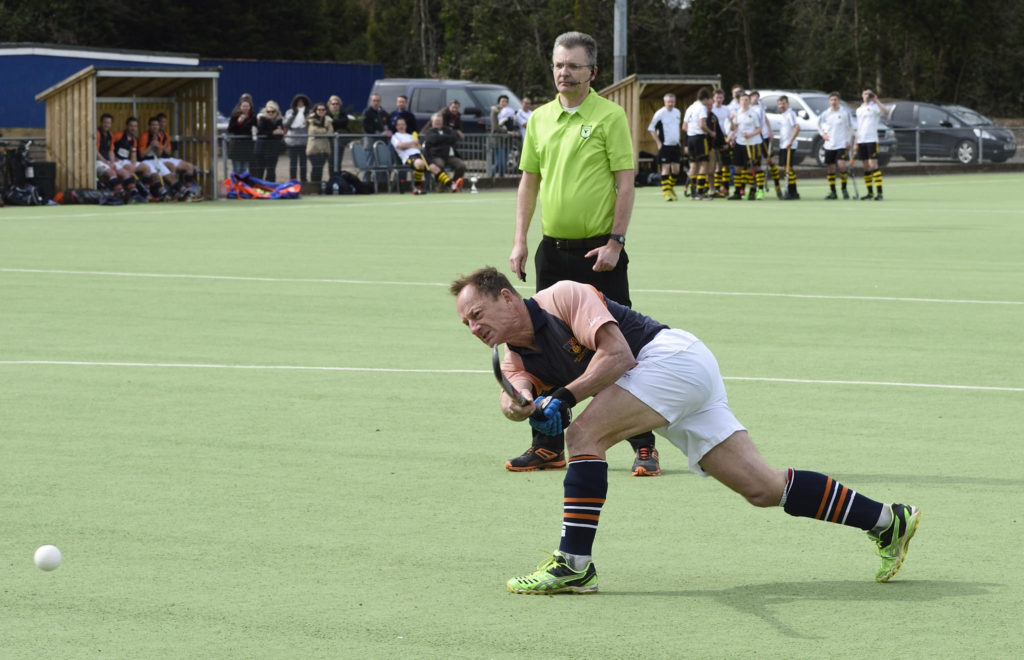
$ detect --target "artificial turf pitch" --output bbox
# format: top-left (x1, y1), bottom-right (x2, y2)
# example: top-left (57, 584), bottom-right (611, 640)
top-left (2, 173), bottom-right (1023, 658)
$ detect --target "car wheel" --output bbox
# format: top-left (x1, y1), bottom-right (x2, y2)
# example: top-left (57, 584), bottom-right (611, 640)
top-left (813, 137), bottom-right (825, 167)
top-left (954, 139), bottom-right (977, 164)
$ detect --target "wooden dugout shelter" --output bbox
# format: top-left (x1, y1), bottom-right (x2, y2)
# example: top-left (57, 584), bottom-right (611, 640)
top-left (599, 73), bottom-right (723, 167)
top-left (35, 65), bottom-right (221, 197)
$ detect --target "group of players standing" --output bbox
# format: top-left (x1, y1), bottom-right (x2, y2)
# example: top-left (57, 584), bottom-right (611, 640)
top-left (648, 85), bottom-right (888, 202)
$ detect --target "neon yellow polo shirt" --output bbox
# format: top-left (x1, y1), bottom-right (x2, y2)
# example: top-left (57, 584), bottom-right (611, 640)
top-left (520, 90), bottom-right (634, 239)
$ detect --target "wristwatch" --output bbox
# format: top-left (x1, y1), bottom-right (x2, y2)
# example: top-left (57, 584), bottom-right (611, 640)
top-left (609, 233), bottom-right (626, 246)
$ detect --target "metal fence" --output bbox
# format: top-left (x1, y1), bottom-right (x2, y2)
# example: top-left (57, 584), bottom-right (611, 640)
top-left (216, 132), bottom-right (523, 190)
top-left (5, 126), bottom-right (1022, 201)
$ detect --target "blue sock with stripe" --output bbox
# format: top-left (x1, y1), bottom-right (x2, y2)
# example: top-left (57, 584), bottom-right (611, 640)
top-left (559, 455), bottom-right (607, 558)
top-left (780, 468), bottom-right (883, 531)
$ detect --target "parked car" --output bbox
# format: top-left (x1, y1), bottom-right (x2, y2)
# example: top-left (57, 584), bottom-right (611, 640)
top-left (367, 79), bottom-right (521, 133)
top-left (887, 101), bottom-right (1017, 163)
top-left (758, 90), bottom-right (894, 166)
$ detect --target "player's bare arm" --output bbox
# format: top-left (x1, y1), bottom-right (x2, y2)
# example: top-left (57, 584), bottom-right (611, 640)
top-left (510, 171), bottom-right (541, 280)
top-left (561, 322), bottom-right (636, 402)
top-left (585, 169), bottom-right (634, 272)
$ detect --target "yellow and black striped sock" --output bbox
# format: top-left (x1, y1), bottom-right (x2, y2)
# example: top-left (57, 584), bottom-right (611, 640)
top-left (840, 171), bottom-right (848, 189)
top-left (769, 162), bottom-right (780, 185)
top-left (874, 169), bottom-right (883, 195)
top-left (668, 174), bottom-right (677, 192)
top-left (864, 170), bottom-right (873, 194)
top-left (828, 173), bottom-right (836, 192)
top-left (661, 174), bottom-right (672, 196)
top-left (414, 166), bottom-right (424, 184)
top-left (698, 174), bottom-right (708, 195)
top-left (755, 170), bottom-right (765, 190)
top-left (436, 171), bottom-right (451, 186)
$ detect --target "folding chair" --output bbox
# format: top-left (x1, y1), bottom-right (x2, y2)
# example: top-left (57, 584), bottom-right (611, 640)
top-left (348, 142), bottom-right (378, 193)
top-left (372, 141), bottom-right (407, 193)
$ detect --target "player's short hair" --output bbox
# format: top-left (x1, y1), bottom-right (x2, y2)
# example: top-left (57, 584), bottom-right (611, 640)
top-left (712, 88), bottom-right (724, 97)
top-left (553, 31), bottom-right (597, 67)
top-left (498, 94), bottom-right (509, 103)
top-left (778, 95), bottom-right (789, 103)
top-left (664, 93), bottom-right (676, 101)
top-left (829, 91), bottom-right (841, 99)
top-left (397, 95), bottom-right (408, 102)
top-left (148, 116), bottom-right (160, 126)
top-left (100, 113), bottom-right (113, 121)
top-left (126, 116), bottom-right (138, 125)
top-left (697, 87), bottom-right (711, 101)
top-left (449, 266), bottom-right (520, 299)
top-left (739, 90), bottom-right (750, 99)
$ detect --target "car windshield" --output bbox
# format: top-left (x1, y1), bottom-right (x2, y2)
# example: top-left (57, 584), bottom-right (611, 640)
top-left (469, 87), bottom-right (521, 112)
top-left (802, 95), bottom-right (830, 115)
top-left (943, 105), bottom-right (992, 126)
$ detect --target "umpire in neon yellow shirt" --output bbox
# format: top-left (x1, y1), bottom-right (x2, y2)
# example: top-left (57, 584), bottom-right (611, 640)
top-left (507, 30), bottom-right (660, 477)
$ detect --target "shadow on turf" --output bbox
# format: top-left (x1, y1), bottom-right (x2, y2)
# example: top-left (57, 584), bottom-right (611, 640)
top-left (832, 473), bottom-right (1024, 488)
top-left (600, 580), bottom-right (998, 639)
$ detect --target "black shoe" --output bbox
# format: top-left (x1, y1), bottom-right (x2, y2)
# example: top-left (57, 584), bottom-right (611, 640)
top-left (505, 446), bottom-right (566, 472)
top-left (631, 446), bottom-right (661, 477)
top-left (861, 192), bottom-right (874, 200)
top-left (875, 194), bottom-right (884, 201)
top-left (728, 190), bottom-right (744, 200)
top-left (775, 186), bottom-right (783, 199)
top-left (824, 191), bottom-right (838, 200)
top-left (842, 188), bottom-right (850, 200)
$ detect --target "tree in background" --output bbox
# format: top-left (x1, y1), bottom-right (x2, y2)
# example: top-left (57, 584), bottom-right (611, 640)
top-left (2, 0), bottom-right (1022, 115)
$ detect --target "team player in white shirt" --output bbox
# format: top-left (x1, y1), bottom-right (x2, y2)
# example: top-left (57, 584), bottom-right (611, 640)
top-left (709, 88), bottom-right (734, 197)
top-left (728, 90), bottom-right (765, 200)
top-left (750, 91), bottom-right (782, 198)
top-left (390, 117), bottom-right (429, 195)
top-left (775, 95), bottom-right (802, 200)
top-left (817, 91), bottom-right (855, 199)
top-left (683, 88), bottom-right (714, 199)
top-left (648, 93), bottom-right (684, 201)
top-left (854, 89), bottom-right (888, 200)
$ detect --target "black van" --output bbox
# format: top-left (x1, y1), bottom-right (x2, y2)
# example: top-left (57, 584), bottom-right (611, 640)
top-left (368, 78), bottom-right (521, 133)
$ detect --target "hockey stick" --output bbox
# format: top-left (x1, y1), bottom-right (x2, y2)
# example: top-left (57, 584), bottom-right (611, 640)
top-left (492, 344), bottom-right (531, 406)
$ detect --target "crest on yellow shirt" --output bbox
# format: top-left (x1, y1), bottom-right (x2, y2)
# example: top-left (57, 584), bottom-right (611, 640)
top-left (580, 125), bottom-right (593, 138)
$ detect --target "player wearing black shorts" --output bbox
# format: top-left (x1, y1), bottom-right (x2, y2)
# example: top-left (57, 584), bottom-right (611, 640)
top-left (648, 93), bottom-right (683, 200)
top-left (683, 88), bottom-right (713, 199)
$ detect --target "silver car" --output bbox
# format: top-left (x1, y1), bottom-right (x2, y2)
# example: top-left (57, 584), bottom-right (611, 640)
top-left (758, 89), bottom-right (894, 167)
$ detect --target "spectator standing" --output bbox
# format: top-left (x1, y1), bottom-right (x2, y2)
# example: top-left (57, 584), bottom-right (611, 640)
top-left (362, 93), bottom-right (391, 149)
top-left (227, 96), bottom-right (257, 174)
top-left (283, 93), bottom-right (311, 182)
top-left (388, 95), bottom-right (418, 135)
top-left (325, 95), bottom-right (351, 172)
top-left (254, 101), bottom-right (285, 182)
top-left (307, 102), bottom-right (333, 186)
top-left (515, 97), bottom-right (533, 137)
top-left (441, 99), bottom-right (465, 140)
top-left (490, 94), bottom-right (516, 176)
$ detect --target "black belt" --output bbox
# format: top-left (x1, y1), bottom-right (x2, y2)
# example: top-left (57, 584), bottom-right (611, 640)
top-left (543, 234), bottom-right (610, 251)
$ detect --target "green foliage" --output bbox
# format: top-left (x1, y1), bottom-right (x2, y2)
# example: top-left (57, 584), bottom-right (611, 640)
top-left (2, 0), bottom-right (1022, 114)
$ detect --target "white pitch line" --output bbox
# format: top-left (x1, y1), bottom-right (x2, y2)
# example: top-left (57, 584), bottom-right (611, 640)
top-left (1, 360), bottom-right (1021, 392)
top-left (2, 268), bottom-right (1021, 305)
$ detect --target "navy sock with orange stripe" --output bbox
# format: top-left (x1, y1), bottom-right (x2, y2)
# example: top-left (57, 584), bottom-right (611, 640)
top-left (780, 468), bottom-right (883, 531)
top-left (559, 455), bottom-right (608, 557)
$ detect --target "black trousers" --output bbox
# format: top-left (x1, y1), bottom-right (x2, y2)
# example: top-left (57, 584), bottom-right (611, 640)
top-left (529, 236), bottom-right (656, 453)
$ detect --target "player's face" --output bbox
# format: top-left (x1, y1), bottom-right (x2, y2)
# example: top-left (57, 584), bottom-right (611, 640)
top-left (100, 116), bottom-right (112, 131)
top-left (777, 99), bottom-right (788, 112)
top-left (739, 95), bottom-right (750, 110)
top-left (456, 286), bottom-right (516, 347)
top-left (552, 45), bottom-right (593, 94)
top-left (432, 115), bottom-right (443, 129)
top-left (829, 96), bottom-right (840, 110)
top-left (713, 92), bottom-right (724, 106)
top-left (127, 120), bottom-right (138, 136)
top-left (395, 118), bottom-right (407, 133)
top-left (149, 120), bottom-right (160, 133)
top-left (664, 96), bottom-right (675, 110)
top-left (371, 95), bottom-right (381, 109)
top-left (396, 97), bottom-right (407, 110)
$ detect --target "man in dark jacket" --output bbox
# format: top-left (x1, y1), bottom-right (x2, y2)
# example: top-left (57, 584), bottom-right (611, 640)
top-left (361, 93), bottom-right (391, 147)
top-left (420, 113), bottom-right (466, 192)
